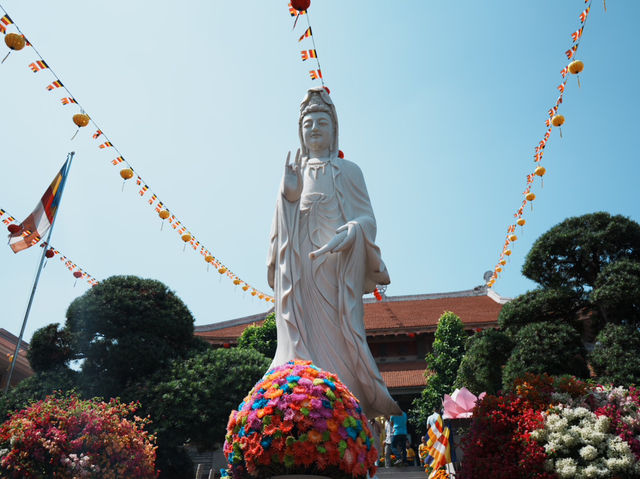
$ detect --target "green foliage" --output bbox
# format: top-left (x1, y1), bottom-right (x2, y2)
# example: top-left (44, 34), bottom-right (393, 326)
top-left (502, 322), bottom-right (589, 390)
top-left (27, 323), bottom-right (74, 372)
top-left (497, 288), bottom-right (584, 336)
top-left (591, 259), bottom-right (640, 326)
top-left (589, 323), bottom-right (640, 386)
top-left (454, 329), bottom-right (513, 395)
top-left (137, 347), bottom-right (270, 451)
top-left (410, 311), bottom-right (467, 427)
top-left (0, 367), bottom-right (78, 422)
top-left (522, 212), bottom-right (640, 293)
top-left (237, 312), bottom-right (277, 358)
top-left (65, 275), bottom-right (196, 399)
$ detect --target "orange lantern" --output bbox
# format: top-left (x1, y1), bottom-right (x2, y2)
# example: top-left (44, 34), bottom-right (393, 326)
top-left (568, 60), bottom-right (584, 87)
top-left (7, 224), bottom-right (21, 234)
top-left (526, 192), bottom-right (536, 202)
top-left (120, 168), bottom-right (134, 180)
top-left (159, 210), bottom-right (170, 220)
top-left (73, 271), bottom-right (83, 279)
top-left (517, 218), bottom-right (526, 227)
top-left (242, 285), bottom-right (250, 291)
top-left (509, 234), bottom-right (517, 242)
top-left (535, 166), bottom-right (546, 177)
top-left (71, 113), bottom-right (90, 140)
top-left (504, 249), bottom-right (512, 256)
top-left (251, 290), bottom-right (257, 296)
top-left (258, 294), bottom-right (264, 299)
top-left (2, 33), bottom-right (25, 64)
top-left (218, 266), bottom-right (227, 274)
top-left (499, 259), bottom-right (506, 266)
top-left (496, 266), bottom-right (502, 273)
top-left (233, 279), bottom-right (241, 285)
top-left (205, 255), bottom-right (214, 263)
top-left (181, 233), bottom-right (192, 243)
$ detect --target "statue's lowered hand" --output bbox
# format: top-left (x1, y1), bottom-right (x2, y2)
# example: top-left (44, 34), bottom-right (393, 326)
top-left (309, 223), bottom-right (356, 260)
top-left (283, 148), bottom-right (303, 202)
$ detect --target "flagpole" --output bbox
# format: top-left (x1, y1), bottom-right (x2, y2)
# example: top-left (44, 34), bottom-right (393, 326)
top-left (2, 152), bottom-right (75, 395)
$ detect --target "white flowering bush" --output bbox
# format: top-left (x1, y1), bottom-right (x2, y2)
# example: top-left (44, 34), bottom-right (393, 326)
top-left (532, 405), bottom-right (640, 479)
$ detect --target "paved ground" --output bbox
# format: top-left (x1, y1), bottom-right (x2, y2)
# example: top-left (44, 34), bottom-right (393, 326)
top-left (376, 466), bottom-right (426, 479)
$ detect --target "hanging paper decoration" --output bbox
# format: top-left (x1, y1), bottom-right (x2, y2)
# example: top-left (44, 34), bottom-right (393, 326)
top-left (298, 27), bottom-right (312, 42)
top-left (72, 113), bottom-right (89, 127)
top-left (120, 168), bottom-right (134, 180)
top-left (2, 32), bottom-right (24, 63)
top-left (92, 129), bottom-right (103, 139)
top-left (46, 80), bottom-right (63, 91)
top-left (489, 1), bottom-right (594, 287)
top-left (28, 60), bottom-right (48, 72)
top-left (309, 69), bottom-right (322, 80)
top-left (99, 141), bottom-right (113, 149)
top-left (61, 97), bottom-right (78, 105)
top-left (111, 156), bottom-right (124, 165)
top-left (300, 49), bottom-right (317, 61)
top-left (0, 14), bottom-right (13, 34)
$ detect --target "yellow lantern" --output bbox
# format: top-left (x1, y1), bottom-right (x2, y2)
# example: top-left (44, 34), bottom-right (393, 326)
top-left (120, 168), bottom-right (134, 180)
top-left (205, 255), bottom-right (214, 263)
top-left (181, 233), bottom-right (192, 243)
top-left (72, 113), bottom-right (90, 128)
top-left (218, 266), bottom-right (227, 274)
top-left (535, 166), bottom-right (546, 177)
top-left (258, 294), bottom-right (264, 299)
top-left (159, 210), bottom-right (170, 220)
top-left (242, 285), bottom-right (250, 291)
top-left (4, 33), bottom-right (25, 51)
top-left (251, 290), bottom-right (257, 296)
top-left (568, 60), bottom-right (584, 87)
top-left (552, 114), bottom-right (565, 138)
top-left (509, 234), bottom-right (517, 242)
top-left (233, 279), bottom-right (241, 285)
top-left (504, 249), bottom-right (512, 256)
top-left (2, 33), bottom-right (25, 63)
top-left (517, 218), bottom-right (526, 227)
top-left (526, 192), bottom-right (536, 202)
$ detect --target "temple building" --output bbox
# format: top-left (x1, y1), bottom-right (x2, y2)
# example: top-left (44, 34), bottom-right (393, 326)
top-left (195, 284), bottom-right (510, 410)
top-left (0, 328), bottom-right (33, 390)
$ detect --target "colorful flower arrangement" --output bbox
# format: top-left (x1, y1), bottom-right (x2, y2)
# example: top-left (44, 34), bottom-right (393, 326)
top-left (0, 393), bottom-right (158, 478)
top-left (224, 359), bottom-right (377, 479)
top-left (460, 374), bottom-right (640, 479)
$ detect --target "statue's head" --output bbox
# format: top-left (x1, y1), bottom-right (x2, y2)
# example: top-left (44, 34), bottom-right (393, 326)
top-left (299, 87), bottom-right (339, 158)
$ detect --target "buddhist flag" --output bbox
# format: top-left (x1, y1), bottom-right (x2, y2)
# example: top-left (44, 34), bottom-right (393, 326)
top-left (92, 129), bottom-right (103, 139)
top-left (29, 60), bottom-right (48, 72)
top-left (565, 45), bottom-right (578, 59)
top-left (99, 142), bottom-right (113, 149)
top-left (571, 27), bottom-right (584, 42)
top-left (579, 7), bottom-right (590, 23)
top-left (298, 27), bottom-right (312, 42)
top-left (288, 3), bottom-right (306, 16)
top-left (111, 156), bottom-right (124, 165)
top-left (46, 80), bottom-right (63, 91)
top-left (0, 15), bottom-right (12, 33)
top-left (309, 69), bottom-right (322, 80)
top-left (300, 49), bottom-right (317, 61)
top-left (8, 159), bottom-right (70, 253)
top-left (61, 97), bottom-right (78, 105)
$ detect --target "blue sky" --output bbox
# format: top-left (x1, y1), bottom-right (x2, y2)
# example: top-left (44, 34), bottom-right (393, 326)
top-left (1, 0), bottom-right (638, 343)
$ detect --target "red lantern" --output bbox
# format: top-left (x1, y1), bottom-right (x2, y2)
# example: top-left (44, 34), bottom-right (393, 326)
top-left (7, 224), bottom-right (21, 234)
top-left (408, 332), bottom-right (416, 338)
top-left (323, 86), bottom-right (331, 95)
top-left (223, 343), bottom-right (231, 349)
top-left (45, 249), bottom-right (55, 258)
top-left (338, 150), bottom-right (345, 159)
top-left (73, 271), bottom-right (83, 278)
top-left (291, 0), bottom-right (310, 12)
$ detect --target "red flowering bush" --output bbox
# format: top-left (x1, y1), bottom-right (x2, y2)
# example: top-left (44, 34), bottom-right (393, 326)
top-left (224, 359), bottom-right (377, 479)
top-left (0, 393), bottom-right (158, 478)
top-left (459, 374), bottom-right (588, 479)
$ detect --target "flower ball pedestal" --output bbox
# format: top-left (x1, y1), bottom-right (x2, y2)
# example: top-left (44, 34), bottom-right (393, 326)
top-left (224, 360), bottom-right (378, 479)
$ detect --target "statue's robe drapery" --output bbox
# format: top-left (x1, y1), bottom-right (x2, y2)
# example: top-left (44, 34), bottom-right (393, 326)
top-left (268, 157), bottom-right (401, 418)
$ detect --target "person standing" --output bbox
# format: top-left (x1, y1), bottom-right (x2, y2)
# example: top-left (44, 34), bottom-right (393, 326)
top-left (390, 411), bottom-right (408, 465)
top-left (384, 418), bottom-right (393, 468)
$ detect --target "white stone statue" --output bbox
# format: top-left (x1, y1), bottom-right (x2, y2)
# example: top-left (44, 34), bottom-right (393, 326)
top-left (267, 87), bottom-right (401, 418)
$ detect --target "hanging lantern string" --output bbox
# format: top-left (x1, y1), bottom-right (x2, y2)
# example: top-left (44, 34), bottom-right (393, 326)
top-left (304, 12), bottom-right (325, 87)
top-left (0, 207), bottom-right (99, 286)
top-left (488, 0), bottom-right (593, 287)
top-left (0, 4), bottom-right (274, 302)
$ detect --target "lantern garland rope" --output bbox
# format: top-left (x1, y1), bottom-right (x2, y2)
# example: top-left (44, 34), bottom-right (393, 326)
top-left (1, 207), bottom-right (99, 287)
top-left (0, 4), bottom-right (273, 303)
top-left (487, 0), bottom-right (595, 288)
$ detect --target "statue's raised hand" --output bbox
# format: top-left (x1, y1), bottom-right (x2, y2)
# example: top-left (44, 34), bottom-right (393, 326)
top-left (283, 149), bottom-right (303, 203)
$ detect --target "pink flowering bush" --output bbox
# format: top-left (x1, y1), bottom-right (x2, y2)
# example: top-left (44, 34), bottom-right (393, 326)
top-left (224, 359), bottom-right (377, 479)
top-left (0, 393), bottom-right (158, 478)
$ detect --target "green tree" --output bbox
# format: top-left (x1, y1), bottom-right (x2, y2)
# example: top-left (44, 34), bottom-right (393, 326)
top-left (497, 288), bottom-right (584, 336)
top-left (65, 275), bottom-right (196, 399)
top-left (237, 312), bottom-right (277, 358)
top-left (410, 311), bottom-right (467, 427)
top-left (522, 212), bottom-right (640, 294)
top-left (589, 323), bottom-right (640, 386)
top-left (27, 323), bottom-right (74, 372)
top-left (135, 347), bottom-right (270, 478)
top-left (0, 367), bottom-right (78, 421)
top-left (502, 322), bottom-right (589, 389)
top-left (591, 259), bottom-right (640, 326)
top-left (454, 329), bottom-right (513, 396)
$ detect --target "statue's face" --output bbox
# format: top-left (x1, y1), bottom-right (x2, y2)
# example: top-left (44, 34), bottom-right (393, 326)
top-left (302, 111), bottom-right (333, 155)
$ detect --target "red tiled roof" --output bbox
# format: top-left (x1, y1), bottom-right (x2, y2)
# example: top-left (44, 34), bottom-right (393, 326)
top-left (379, 361), bottom-right (428, 389)
top-left (195, 290), bottom-right (506, 344)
